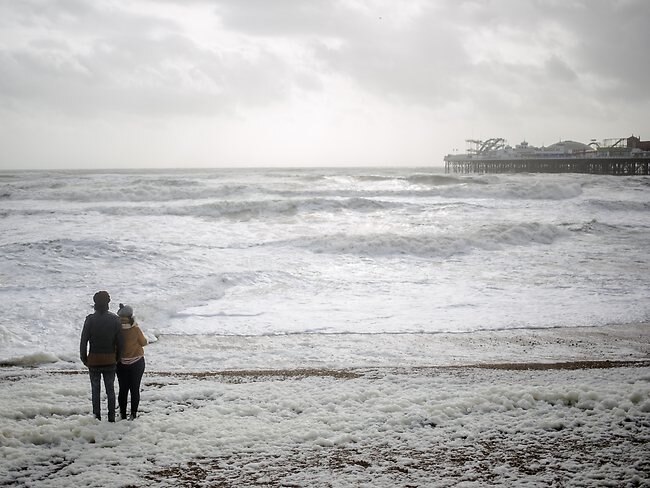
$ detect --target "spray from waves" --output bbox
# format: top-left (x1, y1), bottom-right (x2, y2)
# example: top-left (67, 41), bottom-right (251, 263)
top-left (0, 238), bottom-right (164, 263)
top-left (405, 174), bottom-right (489, 186)
top-left (353, 174), bottom-right (399, 182)
top-left (168, 197), bottom-right (410, 219)
top-left (268, 182), bottom-right (583, 201)
top-left (2, 181), bottom-right (254, 203)
top-left (350, 174), bottom-right (484, 185)
top-left (270, 222), bottom-right (568, 258)
top-left (409, 175), bottom-right (584, 200)
top-left (583, 199), bottom-right (650, 213)
top-left (294, 172), bottom-right (492, 188)
top-left (449, 181), bottom-right (583, 200)
top-left (28, 197), bottom-right (412, 221)
top-left (566, 219), bottom-right (650, 236)
top-left (351, 173), bottom-right (581, 199)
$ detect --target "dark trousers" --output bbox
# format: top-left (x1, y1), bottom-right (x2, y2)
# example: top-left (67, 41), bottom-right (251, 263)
top-left (89, 366), bottom-right (116, 421)
top-left (117, 357), bottom-right (145, 419)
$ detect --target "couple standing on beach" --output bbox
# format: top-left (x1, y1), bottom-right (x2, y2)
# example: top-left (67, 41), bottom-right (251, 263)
top-left (79, 291), bottom-right (148, 422)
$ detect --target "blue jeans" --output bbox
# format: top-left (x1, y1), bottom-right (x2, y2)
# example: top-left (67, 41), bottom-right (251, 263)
top-left (116, 357), bottom-right (145, 419)
top-left (89, 366), bottom-right (116, 421)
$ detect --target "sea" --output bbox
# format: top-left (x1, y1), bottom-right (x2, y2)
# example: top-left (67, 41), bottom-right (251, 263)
top-left (0, 168), bottom-right (648, 368)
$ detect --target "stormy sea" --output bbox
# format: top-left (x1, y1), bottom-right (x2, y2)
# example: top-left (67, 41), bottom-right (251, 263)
top-left (1, 168), bottom-right (648, 486)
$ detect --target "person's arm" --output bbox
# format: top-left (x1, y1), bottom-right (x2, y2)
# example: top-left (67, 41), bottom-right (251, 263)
top-left (136, 326), bottom-right (148, 347)
top-left (115, 321), bottom-right (124, 363)
top-left (79, 317), bottom-right (91, 365)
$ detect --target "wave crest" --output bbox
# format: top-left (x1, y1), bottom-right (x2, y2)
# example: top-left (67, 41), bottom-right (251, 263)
top-left (0, 351), bottom-right (60, 367)
top-left (81, 197), bottom-right (405, 220)
top-left (275, 222), bottom-right (567, 257)
top-left (585, 199), bottom-right (650, 212)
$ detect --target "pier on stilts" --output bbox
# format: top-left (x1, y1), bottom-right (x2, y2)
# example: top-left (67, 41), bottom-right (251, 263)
top-left (445, 157), bottom-right (650, 175)
top-left (444, 136), bottom-right (650, 175)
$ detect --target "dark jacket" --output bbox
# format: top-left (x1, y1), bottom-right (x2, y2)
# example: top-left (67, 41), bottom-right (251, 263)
top-left (80, 311), bottom-right (123, 367)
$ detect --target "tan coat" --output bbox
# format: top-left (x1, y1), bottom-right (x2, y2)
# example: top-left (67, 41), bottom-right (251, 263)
top-left (120, 322), bottom-right (148, 360)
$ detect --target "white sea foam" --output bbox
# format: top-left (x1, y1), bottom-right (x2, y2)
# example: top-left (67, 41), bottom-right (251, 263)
top-left (1, 362), bottom-right (648, 486)
top-left (1, 351), bottom-right (60, 366)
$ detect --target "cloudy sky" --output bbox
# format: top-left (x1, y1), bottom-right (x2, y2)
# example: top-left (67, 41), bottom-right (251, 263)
top-left (0, 0), bottom-right (648, 169)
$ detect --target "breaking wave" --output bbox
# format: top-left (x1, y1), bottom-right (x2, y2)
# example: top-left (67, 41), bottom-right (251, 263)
top-left (0, 351), bottom-right (60, 367)
top-left (405, 174), bottom-right (489, 186)
top-left (430, 180), bottom-right (583, 200)
top-left (584, 199), bottom-right (650, 212)
top-left (2, 182), bottom-right (252, 203)
top-left (274, 222), bottom-right (568, 257)
top-left (269, 182), bottom-right (583, 201)
top-left (79, 197), bottom-right (410, 220)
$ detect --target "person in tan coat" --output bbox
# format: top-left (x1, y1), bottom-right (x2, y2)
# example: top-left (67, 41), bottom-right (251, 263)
top-left (116, 303), bottom-right (148, 420)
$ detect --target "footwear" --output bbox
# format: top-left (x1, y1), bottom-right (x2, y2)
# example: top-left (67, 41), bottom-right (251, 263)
top-left (129, 412), bottom-right (137, 421)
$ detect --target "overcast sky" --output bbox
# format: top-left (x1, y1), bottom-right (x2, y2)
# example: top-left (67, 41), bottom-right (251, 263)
top-left (0, 0), bottom-right (648, 169)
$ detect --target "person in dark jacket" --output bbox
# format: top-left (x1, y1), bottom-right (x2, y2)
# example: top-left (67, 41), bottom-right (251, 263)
top-left (80, 290), bottom-right (123, 422)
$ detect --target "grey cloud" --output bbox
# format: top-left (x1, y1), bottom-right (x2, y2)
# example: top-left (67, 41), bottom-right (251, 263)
top-left (1, 0), bottom-right (649, 122)
top-left (313, 18), bottom-right (468, 106)
top-left (545, 57), bottom-right (578, 83)
top-left (469, 61), bottom-right (597, 119)
top-left (0, 0), bottom-right (295, 117)
top-left (450, 0), bottom-right (650, 101)
top-left (215, 0), bottom-right (349, 37)
top-left (0, 39), bottom-right (207, 116)
top-left (214, 0), bottom-right (650, 106)
top-left (0, 0), bottom-right (178, 37)
top-left (568, 1), bottom-right (650, 99)
top-left (217, 1), bottom-right (470, 106)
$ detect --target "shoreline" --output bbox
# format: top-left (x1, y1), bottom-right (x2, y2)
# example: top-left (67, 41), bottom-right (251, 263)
top-left (2, 322), bottom-right (649, 370)
top-left (100, 321), bottom-right (650, 372)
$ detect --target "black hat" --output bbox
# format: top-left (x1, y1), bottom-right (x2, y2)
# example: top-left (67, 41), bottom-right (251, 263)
top-left (93, 291), bottom-right (111, 306)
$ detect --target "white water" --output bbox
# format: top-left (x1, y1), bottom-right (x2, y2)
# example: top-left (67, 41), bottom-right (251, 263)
top-left (1, 168), bottom-right (649, 486)
top-left (1, 168), bottom-right (649, 367)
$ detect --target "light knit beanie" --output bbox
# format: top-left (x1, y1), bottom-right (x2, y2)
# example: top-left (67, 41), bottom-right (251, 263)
top-left (117, 303), bottom-right (134, 317)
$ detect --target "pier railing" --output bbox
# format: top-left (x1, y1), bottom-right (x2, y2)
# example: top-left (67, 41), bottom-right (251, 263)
top-left (444, 157), bottom-right (650, 175)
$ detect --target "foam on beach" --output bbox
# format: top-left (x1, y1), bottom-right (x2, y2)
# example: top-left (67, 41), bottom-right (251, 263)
top-left (0, 351), bottom-right (60, 367)
top-left (2, 324), bottom-right (649, 486)
top-left (1, 362), bottom-right (648, 487)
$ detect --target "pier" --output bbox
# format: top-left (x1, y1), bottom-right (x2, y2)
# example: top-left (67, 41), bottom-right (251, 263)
top-left (445, 157), bottom-right (650, 175)
top-left (444, 136), bottom-right (650, 175)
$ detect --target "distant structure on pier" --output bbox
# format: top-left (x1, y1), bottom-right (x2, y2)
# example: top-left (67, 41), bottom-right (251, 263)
top-left (444, 135), bottom-right (650, 175)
